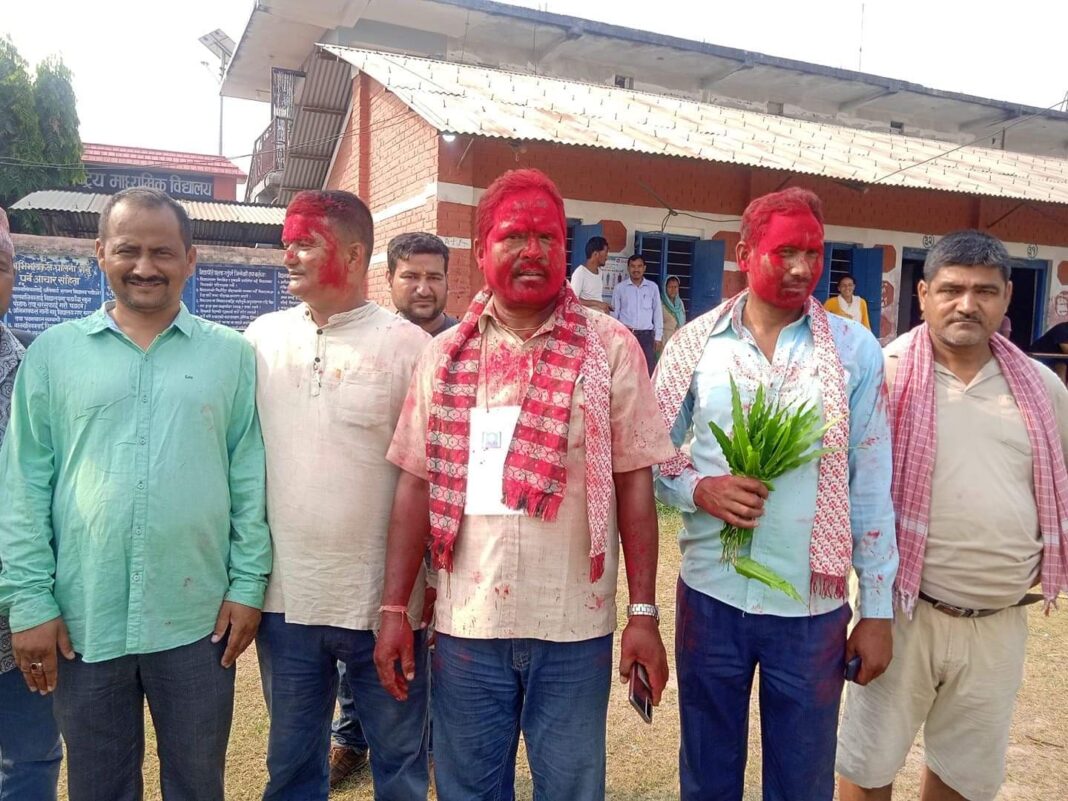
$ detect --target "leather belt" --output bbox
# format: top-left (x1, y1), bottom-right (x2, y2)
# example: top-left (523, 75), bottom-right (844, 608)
top-left (918, 590), bottom-right (1043, 619)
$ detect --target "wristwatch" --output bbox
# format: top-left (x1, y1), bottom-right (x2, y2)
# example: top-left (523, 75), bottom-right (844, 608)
top-left (627, 603), bottom-right (660, 623)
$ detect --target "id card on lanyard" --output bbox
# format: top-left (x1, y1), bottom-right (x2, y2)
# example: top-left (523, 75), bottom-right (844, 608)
top-left (464, 405), bottom-right (523, 516)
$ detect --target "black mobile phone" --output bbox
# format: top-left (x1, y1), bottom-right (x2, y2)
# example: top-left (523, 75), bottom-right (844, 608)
top-left (843, 655), bottom-right (862, 682)
top-left (629, 663), bottom-right (653, 724)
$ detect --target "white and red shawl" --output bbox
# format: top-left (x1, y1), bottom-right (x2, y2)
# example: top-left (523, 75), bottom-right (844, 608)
top-left (890, 325), bottom-right (1068, 614)
top-left (654, 291), bottom-right (853, 600)
top-left (426, 285), bottom-right (614, 581)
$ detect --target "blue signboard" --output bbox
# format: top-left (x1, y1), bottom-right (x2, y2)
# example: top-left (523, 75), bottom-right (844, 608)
top-left (3, 255), bottom-right (294, 334)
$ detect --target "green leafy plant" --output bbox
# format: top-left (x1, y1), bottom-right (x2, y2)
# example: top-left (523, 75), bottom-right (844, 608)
top-left (708, 375), bottom-right (839, 603)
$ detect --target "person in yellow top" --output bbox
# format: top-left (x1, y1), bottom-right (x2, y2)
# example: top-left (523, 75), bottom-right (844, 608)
top-left (825, 274), bottom-right (871, 330)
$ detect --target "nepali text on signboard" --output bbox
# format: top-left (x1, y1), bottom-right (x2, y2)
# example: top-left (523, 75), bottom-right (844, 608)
top-left (4, 256), bottom-right (297, 335)
top-left (81, 168), bottom-right (215, 200)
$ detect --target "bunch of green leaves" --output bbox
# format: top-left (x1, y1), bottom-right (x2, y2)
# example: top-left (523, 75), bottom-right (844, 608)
top-left (707, 374), bottom-right (838, 603)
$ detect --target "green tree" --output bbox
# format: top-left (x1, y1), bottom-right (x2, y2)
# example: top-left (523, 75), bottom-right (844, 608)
top-left (0, 37), bottom-right (82, 208)
top-left (35, 56), bottom-right (84, 190)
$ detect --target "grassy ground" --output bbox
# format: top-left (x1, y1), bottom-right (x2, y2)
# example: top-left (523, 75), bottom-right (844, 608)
top-left (59, 506), bottom-right (1067, 799)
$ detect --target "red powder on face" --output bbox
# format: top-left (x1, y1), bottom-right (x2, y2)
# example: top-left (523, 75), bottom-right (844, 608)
top-left (283, 194), bottom-right (348, 289)
top-left (481, 188), bottom-right (566, 307)
top-left (742, 211), bottom-right (824, 309)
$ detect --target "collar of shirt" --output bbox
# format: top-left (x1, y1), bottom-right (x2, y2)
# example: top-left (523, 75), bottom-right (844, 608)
top-left (299, 301), bottom-right (378, 330)
top-left (714, 293), bottom-right (813, 342)
top-left (88, 301), bottom-right (194, 338)
top-left (478, 297), bottom-right (560, 341)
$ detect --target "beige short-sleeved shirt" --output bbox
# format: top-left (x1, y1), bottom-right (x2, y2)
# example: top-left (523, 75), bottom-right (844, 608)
top-left (246, 303), bottom-right (431, 629)
top-left (387, 302), bottom-right (676, 642)
top-left (886, 332), bottom-right (1068, 609)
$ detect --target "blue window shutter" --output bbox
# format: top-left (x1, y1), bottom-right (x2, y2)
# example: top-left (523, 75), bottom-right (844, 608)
top-left (691, 239), bottom-right (726, 317)
top-left (813, 244), bottom-right (833, 302)
top-left (569, 223), bottom-right (604, 273)
top-left (850, 247), bottom-right (884, 333)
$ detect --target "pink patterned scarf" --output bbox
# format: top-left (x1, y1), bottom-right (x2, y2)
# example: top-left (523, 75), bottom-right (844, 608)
top-left (890, 325), bottom-right (1068, 614)
top-left (426, 285), bottom-right (614, 581)
top-left (654, 291), bottom-right (853, 599)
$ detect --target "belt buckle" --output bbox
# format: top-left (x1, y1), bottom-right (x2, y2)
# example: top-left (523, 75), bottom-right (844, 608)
top-left (933, 599), bottom-right (979, 618)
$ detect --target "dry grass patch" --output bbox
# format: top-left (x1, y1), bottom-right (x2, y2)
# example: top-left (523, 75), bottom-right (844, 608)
top-left (58, 506), bottom-right (1067, 799)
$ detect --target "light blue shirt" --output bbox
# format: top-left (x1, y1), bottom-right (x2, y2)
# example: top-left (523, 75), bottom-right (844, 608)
top-left (612, 278), bottom-right (664, 340)
top-left (655, 298), bottom-right (897, 618)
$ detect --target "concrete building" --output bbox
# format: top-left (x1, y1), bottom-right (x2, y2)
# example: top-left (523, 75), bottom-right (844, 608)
top-left (222, 0), bottom-right (1068, 346)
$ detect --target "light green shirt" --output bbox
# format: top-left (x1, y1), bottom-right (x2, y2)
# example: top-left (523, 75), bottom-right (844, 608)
top-left (0, 304), bottom-right (272, 663)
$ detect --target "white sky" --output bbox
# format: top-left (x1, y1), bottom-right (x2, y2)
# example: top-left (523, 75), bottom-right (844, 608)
top-left (3, 0), bottom-right (1065, 189)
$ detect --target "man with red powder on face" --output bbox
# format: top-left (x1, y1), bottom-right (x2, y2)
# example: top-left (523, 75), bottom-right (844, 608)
top-left (244, 190), bottom-right (432, 801)
top-left (372, 168), bottom-right (675, 800)
top-left (653, 187), bottom-right (898, 801)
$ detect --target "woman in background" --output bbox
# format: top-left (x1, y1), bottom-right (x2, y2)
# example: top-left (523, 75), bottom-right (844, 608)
top-left (661, 275), bottom-right (686, 344)
top-left (824, 274), bottom-right (870, 329)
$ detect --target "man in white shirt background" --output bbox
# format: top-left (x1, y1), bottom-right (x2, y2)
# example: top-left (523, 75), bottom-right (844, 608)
top-left (569, 235), bottom-right (611, 314)
top-left (612, 253), bottom-right (663, 374)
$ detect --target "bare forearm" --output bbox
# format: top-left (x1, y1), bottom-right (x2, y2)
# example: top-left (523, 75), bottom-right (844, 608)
top-left (381, 471), bottom-right (433, 607)
top-left (614, 467), bottom-right (659, 604)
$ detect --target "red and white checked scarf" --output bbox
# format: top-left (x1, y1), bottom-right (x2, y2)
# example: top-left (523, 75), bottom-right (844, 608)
top-left (890, 325), bottom-right (1068, 614)
top-left (654, 291), bottom-right (853, 600)
top-left (426, 284), bottom-right (614, 582)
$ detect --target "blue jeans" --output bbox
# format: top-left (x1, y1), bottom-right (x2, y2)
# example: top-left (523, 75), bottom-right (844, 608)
top-left (432, 633), bottom-right (613, 801)
top-left (257, 614), bottom-right (429, 801)
top-left (675, 578), bottom-right (850, 801)
top-left (332, 662), bottom-right (369, 752)
top-left (0, 666), bottom-right (62, 801)
top-left (52, 635), bottom-right (235, 801)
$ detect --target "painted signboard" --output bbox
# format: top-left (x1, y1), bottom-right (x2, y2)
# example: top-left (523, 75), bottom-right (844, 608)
top-left (3, 256), bottom-right (297, 334)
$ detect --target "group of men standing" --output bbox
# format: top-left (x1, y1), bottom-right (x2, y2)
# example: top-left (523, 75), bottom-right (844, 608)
top-left (0, 167), bottom-right (1064, 801)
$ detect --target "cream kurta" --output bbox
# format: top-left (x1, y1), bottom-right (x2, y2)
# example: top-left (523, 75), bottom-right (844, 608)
top-left (886, 334), bottom-right (1068, 609)
top-left (246, 302), bottom-right (431, 629)
top-left (388, 304), bottom-right (676, 642)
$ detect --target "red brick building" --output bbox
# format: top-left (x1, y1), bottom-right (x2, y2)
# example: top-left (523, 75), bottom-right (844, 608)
top-left (223, 0), bottom-right (1068, 346)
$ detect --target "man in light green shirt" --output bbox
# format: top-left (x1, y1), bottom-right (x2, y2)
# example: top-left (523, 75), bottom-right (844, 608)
top-left (0, 188), bottom-right (271, 801)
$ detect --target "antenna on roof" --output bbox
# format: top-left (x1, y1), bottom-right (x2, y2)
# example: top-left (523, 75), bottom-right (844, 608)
top-left (858, 3), bottom-right (865, 71)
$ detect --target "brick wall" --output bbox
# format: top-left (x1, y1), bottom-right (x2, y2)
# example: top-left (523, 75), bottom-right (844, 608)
top-left (324, 74), bottom-right (440, 309)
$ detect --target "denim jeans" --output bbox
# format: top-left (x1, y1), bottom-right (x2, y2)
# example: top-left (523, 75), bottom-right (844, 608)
top-left (257, 613), bottom-right (429, 801)
top-left (332, 661), bottom-right (369, 753)
top-left (0, 666), bottom-right (62, 801)
top-left (675, 578), bottom-right (850, 801)
top-left (52, 635), bottom-right (235, 801)
top-left (431, 633), bottom-right (613, 801)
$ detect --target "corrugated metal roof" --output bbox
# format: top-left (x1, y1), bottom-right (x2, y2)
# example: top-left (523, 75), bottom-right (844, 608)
top-left (11, 190), bottom-right (285, 225)
top-left (82, 143), bottom-right (247, 179)
top-left (323, 44), bottom-right (1068, 206)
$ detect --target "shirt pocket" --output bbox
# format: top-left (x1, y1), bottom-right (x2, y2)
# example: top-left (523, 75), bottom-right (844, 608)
top-left (334, 369), bottom-right (392, 428)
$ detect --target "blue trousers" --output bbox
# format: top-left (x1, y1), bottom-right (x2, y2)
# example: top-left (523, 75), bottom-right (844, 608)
top-left (257, 614), bottom-right (429, 801)
top-left (0, 666), bottom-right (62, 801)
top-left (675, 578), bottom-right (849, 801)
top-left (431, 633), bottom-right (613, 801)
top-left (332, 662), bottom-right (368, 752)
top-left (53, 635), bottom-right (235, 801)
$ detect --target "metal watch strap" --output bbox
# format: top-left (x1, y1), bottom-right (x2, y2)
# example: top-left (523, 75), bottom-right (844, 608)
top-left (627, 603), bottom-right (660, 622)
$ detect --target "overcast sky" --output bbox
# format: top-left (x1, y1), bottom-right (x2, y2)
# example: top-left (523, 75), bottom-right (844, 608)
top-left (3, 0), bottom-right (1065, 188)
